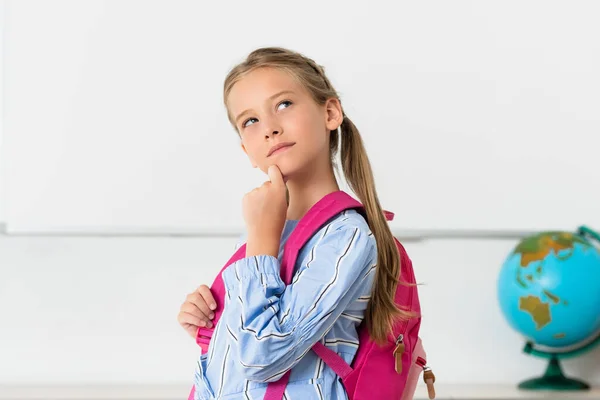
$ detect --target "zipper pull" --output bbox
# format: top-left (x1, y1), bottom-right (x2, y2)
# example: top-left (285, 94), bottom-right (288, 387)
top-left (423, 365), bottom-right (436, 399)
top-left (393, 334), bottom-right (405, 374)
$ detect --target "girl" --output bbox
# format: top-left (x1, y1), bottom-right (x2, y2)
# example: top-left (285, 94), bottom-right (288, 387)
top-left (177, 47), bottom-right (410, 400)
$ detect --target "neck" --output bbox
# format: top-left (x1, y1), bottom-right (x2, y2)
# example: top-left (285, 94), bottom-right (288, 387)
top-left (285, 162), bottom-right (340, 221)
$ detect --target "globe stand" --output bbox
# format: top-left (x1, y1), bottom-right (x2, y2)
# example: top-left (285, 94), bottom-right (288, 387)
top-left (518, 355), bottom-right (590, 391)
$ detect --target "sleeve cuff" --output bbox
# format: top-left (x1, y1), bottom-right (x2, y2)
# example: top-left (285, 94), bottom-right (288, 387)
top-left (221, 254), bottom-right (282, 290)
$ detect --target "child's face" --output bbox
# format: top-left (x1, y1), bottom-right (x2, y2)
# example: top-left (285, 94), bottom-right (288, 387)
top-left (227, 67), bottom-right (341, 180)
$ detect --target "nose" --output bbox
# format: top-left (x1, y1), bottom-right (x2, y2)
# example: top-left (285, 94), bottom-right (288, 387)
top-left (265, 129), bottom-right (281, 139)
top-left (264, 117), bottom-right (282, 139)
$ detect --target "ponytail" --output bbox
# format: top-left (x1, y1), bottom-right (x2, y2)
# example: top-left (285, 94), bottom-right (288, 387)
top-left (339, 115), bottom-right (414, 345)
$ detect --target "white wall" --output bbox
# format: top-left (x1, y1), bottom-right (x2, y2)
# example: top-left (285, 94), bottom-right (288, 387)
top-left (2, 0), bottom-right (600, 393)
top-left (1, 235), bottom-right (599, 387)
top-left (3, 0), bottom-right (600, 235)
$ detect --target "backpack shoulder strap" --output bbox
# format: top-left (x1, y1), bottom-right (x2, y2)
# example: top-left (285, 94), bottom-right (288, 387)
top-left (280, 190), bottom-right (394, 283)
top-left (280, 190), bottom-right (364, 284)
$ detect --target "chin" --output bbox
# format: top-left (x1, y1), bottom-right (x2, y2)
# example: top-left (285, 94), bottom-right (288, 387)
top-left (261, 160), bottom-right (299, 179)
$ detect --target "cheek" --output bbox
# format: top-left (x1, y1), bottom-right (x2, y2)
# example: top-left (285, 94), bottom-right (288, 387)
top-left (287, 114), bottom-right (321, 143)
top-left (242, 139), bottom-right (264, 166)
top-left (305, 118), bottom-right (330, 148)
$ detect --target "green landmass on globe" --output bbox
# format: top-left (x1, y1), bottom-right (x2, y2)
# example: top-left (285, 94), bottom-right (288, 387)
top-left (512, 232), bottom-right (590, 336)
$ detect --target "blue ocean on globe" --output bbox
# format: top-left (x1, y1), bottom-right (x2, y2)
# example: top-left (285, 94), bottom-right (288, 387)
top-left (498, 231), bottom-right (600, 348)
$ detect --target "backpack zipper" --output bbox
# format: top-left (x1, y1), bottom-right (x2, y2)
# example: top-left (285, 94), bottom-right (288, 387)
top-left (396, 333), bottom-right (404, 345)
top-left (393, 334), bottom-right (405, 374)
top-left (416, 356), bottom-right (436, 399)
top-left (422, 365), bottom-right (436, 399)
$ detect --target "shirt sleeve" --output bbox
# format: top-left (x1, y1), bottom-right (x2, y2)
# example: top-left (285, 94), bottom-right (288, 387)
top-left (220, 222), bottom-right (377, 382)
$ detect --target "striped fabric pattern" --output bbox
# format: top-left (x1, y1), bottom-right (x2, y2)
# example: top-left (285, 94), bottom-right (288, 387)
top-left (192, 210), bottom-right (377, 400)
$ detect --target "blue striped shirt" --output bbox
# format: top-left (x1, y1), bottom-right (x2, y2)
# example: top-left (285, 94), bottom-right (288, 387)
top-left (192, 209), bottom-right (377, 400)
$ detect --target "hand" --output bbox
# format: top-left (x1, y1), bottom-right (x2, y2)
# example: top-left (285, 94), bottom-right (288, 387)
top-left (177, 284), bottom-right (217, 339)
top-left (242, 165), bottom-right (288, 243)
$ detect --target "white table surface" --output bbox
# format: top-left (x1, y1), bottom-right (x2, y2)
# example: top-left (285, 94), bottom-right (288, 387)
top-left (1, 384), bottom-right (599, 399)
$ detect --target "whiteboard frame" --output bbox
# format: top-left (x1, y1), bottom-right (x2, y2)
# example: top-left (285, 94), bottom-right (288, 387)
top-left (0, 221), bottom-right (539, 241)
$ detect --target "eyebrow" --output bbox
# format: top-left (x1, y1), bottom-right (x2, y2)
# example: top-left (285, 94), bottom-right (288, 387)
top-left (234, 90), bottom-right (295, 125)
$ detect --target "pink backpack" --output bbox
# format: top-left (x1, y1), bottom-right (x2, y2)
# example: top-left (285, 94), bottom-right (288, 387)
top-left (188, 191), bottom-right (436, 400)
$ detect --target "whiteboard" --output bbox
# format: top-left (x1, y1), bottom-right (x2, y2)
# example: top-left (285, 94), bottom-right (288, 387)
top-left (3, 0), bottom-right (600, 235)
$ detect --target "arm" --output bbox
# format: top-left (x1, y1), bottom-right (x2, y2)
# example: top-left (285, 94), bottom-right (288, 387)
top-left (220, 222), bottom-right (377, 382)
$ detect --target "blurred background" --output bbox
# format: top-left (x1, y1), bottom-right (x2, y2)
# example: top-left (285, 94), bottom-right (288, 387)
top-left (1, 1), bottom-right (599, 399)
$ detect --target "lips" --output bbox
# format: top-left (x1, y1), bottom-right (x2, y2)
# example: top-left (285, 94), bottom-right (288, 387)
top-left (267, 142), bottom-right (295, 157)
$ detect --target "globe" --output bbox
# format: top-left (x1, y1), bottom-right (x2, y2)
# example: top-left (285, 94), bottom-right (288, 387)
top-left (497, 225), bottom-right (600, 390)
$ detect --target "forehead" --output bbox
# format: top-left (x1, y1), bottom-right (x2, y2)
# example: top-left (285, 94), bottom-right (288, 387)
top-left (227, 67), bottom-right (304, 112)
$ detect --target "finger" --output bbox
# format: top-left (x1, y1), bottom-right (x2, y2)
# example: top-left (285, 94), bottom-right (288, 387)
top-left (267, 165), bottom-right (284, 187)
top-left (182, 298), bottom-right (213, 322)
top-left (184, 325), bottom-right (198, 339)
top-left (180, 307), bottom-right (213, 328)
top-left (187, 291), bottom-right (214, 318)
top-left (177, 314), bottom-right (203, 339)
top-left (197, 285), bottom-right (217, 312)
top-left (178, 311), bottom-right (204, 328)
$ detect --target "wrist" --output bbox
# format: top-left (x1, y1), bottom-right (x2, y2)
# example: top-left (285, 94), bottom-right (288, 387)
top-left (246, 231), bottom-right (280, 258)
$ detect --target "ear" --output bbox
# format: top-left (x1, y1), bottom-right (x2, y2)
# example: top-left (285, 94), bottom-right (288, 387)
top-left (324, 97), bottom-right (343, 131)
top-left (241, 143), bottom-right (258, 168)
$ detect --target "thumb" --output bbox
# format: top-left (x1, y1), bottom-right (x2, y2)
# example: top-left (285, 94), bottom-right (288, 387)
top-left (267, 165), bottom-right (285, 187)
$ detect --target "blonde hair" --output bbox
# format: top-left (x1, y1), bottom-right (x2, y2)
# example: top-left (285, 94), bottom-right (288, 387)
top-left (222, 47), bottom-right (413, 345)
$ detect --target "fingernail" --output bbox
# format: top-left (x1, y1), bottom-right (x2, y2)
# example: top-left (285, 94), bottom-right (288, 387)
top-left (207, 322), bottom-right (213, 328)
top-left (210, 303), bottom-right (216, 310)
top-left (209, 313), bottom-right (214, 319)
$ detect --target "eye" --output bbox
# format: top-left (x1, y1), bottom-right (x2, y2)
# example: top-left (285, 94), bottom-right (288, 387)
top-left (242, 117), bottom-right (258, 129)
top-left (277, 100), bottom-right (292, 110)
